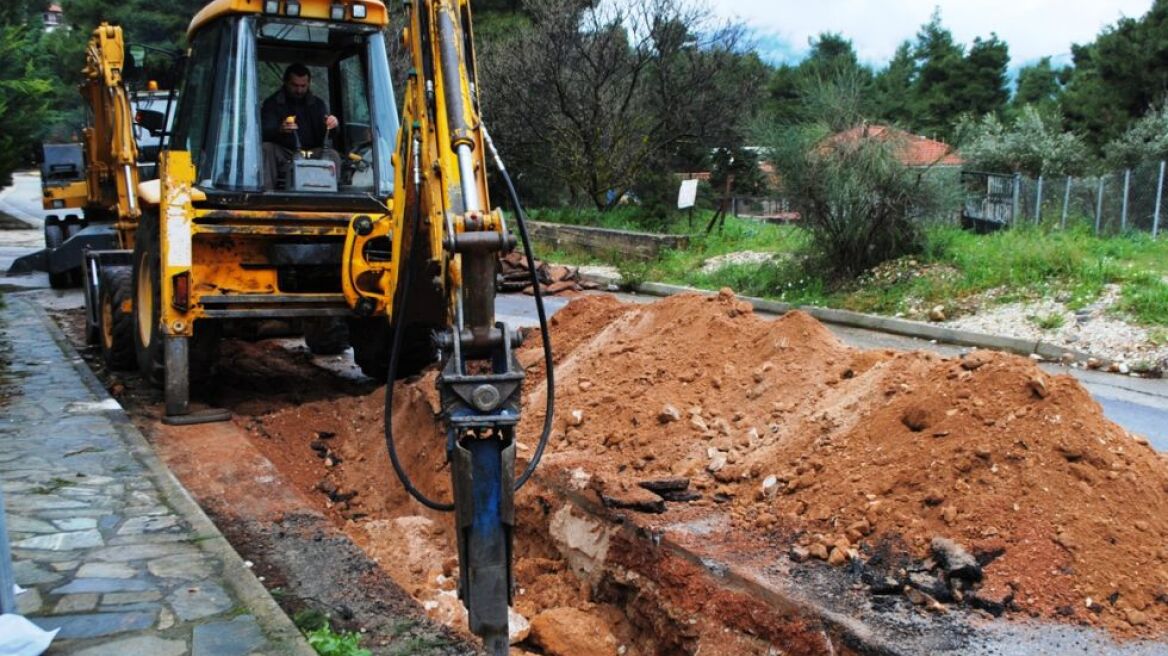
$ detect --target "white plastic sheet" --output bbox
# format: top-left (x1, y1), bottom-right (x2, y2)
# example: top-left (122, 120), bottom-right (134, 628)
top-left (0, 614), bottom-right (57, 656)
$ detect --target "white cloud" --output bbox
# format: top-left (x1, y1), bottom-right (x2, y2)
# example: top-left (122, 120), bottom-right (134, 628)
top-left (707, 0), bottom-right (1153, 66)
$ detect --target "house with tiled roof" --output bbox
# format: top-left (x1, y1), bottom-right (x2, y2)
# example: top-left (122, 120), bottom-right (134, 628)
top-left (824, 124), bottom-right (963, 168)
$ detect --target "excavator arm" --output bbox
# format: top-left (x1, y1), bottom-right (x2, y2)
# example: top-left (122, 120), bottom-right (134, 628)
top-left (79, 23), bottom-right (141, 242)
top-left (383, 2), bottom-right (553, 652)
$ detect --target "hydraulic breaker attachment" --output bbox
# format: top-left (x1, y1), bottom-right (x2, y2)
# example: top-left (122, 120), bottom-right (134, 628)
top-left (439, 321), bottom-right (525, 654)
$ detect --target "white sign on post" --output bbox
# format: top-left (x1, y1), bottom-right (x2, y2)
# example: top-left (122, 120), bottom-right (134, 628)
top-left (677, 179), bottom-right (698, 209)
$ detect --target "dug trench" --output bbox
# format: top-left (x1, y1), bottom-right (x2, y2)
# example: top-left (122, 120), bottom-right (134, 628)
top-left (52, 290), bottom-right (1168, 655)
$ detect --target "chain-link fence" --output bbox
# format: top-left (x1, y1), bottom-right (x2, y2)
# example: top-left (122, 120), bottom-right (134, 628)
top-left (963, 162), bottom-right (1168, 237)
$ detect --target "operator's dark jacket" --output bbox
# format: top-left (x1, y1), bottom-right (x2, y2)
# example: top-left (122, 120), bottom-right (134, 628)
top-left (261, 89), bottom-right (330, 150)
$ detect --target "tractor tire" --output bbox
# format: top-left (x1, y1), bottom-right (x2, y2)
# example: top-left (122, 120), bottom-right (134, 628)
top-left (304, 317), bottom-right (350, 356)
top-left (349, 318), bottom-right (436, 382)
top-left (133, 215), bottom-right (165, 386)
top-left (132, 214), bottom-right (220, 389)
top-left (98, 267), bottom-right (136, 370)
top-left (44, 222), bottom-right (73, 289)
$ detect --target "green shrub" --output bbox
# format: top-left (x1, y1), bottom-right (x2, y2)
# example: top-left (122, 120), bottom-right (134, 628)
top-left (305, 625), bottom-right (371, 656)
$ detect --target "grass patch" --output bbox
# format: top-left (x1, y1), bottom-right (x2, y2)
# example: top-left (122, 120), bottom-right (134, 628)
top-left (1029, 312), bottom-right (1066, 330)
top-left (305, 625), bottom-right (371, 656)
top-left (1149, 327), bottom-right (1168, 347)
top-left (1120, 273), bottom-right (1168, 326)
top-left (296, 610), bottom-right (372, 656)
top-left (532, 209), bottom-right (1168, 325)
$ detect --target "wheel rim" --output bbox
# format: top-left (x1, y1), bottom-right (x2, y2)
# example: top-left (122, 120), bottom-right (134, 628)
top-left (136, 249), bottom-right (154, 347)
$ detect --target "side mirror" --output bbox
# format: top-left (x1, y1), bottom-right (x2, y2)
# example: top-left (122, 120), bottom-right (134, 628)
top-left (136, 109), bottom-right (166, 135)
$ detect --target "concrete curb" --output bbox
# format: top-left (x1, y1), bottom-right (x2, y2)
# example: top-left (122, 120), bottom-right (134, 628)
top-left (26, 297), bottom-right (318, 656)
top-left (583, 272), bottom-right (1099, 365)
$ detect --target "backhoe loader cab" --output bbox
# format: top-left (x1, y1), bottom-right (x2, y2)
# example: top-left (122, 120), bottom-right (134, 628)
top-left (179, 2), bottom-right (398, 200)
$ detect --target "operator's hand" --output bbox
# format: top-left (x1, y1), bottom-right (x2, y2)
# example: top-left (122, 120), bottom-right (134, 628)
top-left (325, 114), bottom-right (339, 130)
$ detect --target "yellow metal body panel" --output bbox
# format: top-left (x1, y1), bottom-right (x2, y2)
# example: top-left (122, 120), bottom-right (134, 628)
top-left (189, 0), bottom-right (388, 37)
top-left (158, 151), bottom-right (197, 336)
top-left (42, 180), bottom-right (88, 211)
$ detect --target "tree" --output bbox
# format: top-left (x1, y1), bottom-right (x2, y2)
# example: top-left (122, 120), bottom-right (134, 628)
top-left (1012, 57), bottom-right (1063, 112)
top-left (762, 76), bottom-right (954, 279)
top-left (0, 24), bottom-right (52, 187)
top-left (910, 10), bottom-right (967, 139)
top-left (963, 35), bottom-right (1009, 117)
top-left (957, 105), bottom-right (1091, 177)
top-left (1105, 105), bottom-right (1168, 169)
top-left (869, 12), bottom-right (1010, 139)
top-left (870, 41), bottom-right (915, 127)
top-left (763, 33), bottom-right (874, 127)
top-left (1060, 0), bottom-right (1168, 151)
top-left (479, 0), bottom-right (761, 211)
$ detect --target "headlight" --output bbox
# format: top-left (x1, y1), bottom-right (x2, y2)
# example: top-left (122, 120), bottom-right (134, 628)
top-left (351, 3), bottom-right (367, 19)
top-left (263, 0), bottom-right (279, 14)
top-left (285, 1), bottom-right (300, 16)
top-left (330, 3), bottom-right (345, 20)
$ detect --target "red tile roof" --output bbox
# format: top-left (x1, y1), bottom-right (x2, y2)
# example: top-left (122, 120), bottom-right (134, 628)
top-left (826, 124), bottom-right (963, 167)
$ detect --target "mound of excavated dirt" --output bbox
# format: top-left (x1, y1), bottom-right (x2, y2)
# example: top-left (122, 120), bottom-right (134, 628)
top-left (239, 290), bottom-right (1168, 645)
top-left (514, 291), bottom-right (1168, 638)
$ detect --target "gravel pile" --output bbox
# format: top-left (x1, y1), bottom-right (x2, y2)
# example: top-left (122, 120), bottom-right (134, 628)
top-left (945, 285), bottom-right (1168, 372)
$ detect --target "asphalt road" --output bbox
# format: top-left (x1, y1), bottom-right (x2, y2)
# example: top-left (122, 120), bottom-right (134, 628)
top-left (4, 170), bottom-right (1166, 450)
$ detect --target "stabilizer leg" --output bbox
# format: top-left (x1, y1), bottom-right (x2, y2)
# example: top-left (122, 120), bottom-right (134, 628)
top-left (162, 336), bottom-right (229, 425)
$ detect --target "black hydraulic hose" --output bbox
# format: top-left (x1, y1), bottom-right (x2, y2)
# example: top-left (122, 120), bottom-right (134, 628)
top-left (481, 128), bottom-right (554, 491)
top-left (383, 133), bottom-right (455, 512)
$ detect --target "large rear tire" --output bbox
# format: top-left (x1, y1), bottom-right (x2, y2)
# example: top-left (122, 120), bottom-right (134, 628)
top-left (303, 317), bottom-right (350, 356)
top-left (349, 318), bottom-right (436, 382)
top-left (133, 215), bottom-right (165, 386)
top-left (98, 267), bottom-right (135, 370)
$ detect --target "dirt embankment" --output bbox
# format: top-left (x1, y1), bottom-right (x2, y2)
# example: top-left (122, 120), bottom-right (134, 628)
top-left (516, 291), bottom-right (1168, 636)
top-left (228, 291), bottom-right (1168, 649)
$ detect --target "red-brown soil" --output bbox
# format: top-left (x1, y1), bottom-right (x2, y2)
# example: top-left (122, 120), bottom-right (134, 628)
top-left (65, 289), bottom-right (1168, 649)
top-left (515, 291), bottom-right (1168, 637)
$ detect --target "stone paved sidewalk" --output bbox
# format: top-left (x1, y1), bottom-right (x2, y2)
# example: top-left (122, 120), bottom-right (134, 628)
top-left (0, 295), bottom-right (315, 656)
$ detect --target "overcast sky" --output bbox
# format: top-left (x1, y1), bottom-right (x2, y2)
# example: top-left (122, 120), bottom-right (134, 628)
top-left (706, 1), bottom-right (1153, 68)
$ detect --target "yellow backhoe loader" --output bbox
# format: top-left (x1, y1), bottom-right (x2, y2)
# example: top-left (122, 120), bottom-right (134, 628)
top-left (84, 1), bottom-right (555, 651)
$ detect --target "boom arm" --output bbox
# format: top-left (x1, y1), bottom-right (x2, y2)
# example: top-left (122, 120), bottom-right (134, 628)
top-left (79, 23), bottom-right (141, 242)
top-left (385, 2), bottom-right (543, 652)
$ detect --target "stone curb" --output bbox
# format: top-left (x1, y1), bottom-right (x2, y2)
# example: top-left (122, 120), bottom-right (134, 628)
top-left (25, 297), bottom-right (318, 656)
top-left (583, 272), bottom-right (1098, 365)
